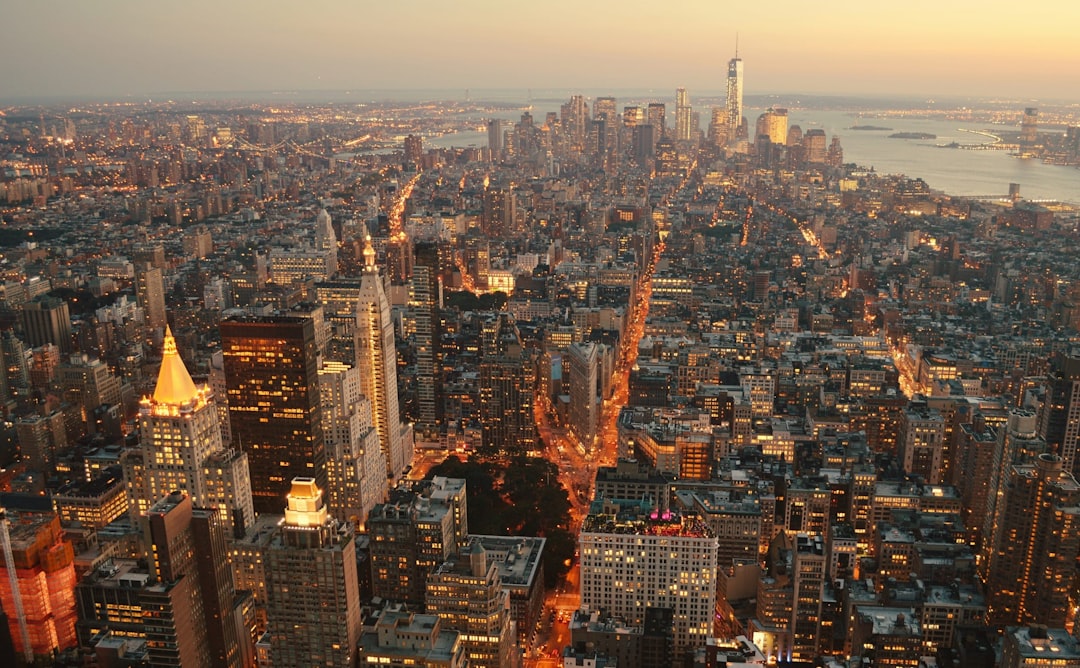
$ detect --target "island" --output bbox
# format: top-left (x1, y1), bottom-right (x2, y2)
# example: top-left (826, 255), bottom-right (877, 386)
top-left (889, 131), bottom-right (936, 139)
top-left (849, 124), bottom-right (893, 131)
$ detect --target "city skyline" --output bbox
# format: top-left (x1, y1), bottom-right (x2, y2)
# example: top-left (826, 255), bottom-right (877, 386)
top-left (4, 0), bottom-right (1080, 102)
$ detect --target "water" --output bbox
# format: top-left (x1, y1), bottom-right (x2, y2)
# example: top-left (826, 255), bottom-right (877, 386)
top-left (429, 101), bottom-right (1080, 204)
top-left (766, 108), bottom-right (1080, 203)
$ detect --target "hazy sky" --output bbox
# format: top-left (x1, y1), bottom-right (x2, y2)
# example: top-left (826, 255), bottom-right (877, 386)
top-left (5, 0), bottom-right (1079, 101)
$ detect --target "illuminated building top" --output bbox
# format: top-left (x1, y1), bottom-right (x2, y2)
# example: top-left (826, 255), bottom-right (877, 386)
top-left (151, 326), bottom-right (200, 407)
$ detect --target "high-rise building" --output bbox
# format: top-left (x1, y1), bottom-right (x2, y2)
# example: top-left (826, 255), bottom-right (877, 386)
top-left (675, 88), bottom-right (692, 141)
top-left (21, 295), bottom-right (72, 353)
top-left (803, 129), bottom-right (827, 163)
top-left (726, 50), bottom-right (744, 143)
top-left (403, 134), bottom-right (423, 168)
top-left (647, 102), bottom-right (666, 145)
top-left (221, 316), bottom-right (327, 514)
top-left (367, 478), bottom-right (467, 607)
top-left (264, 478), bottom-right (361, 668)
top-left (567, 342), bottom-right (600, 452)
top-left (593, 96), bottom-right (619, 164)
top-left (315, 208), bottom-right (338, 263)
top-left (898, 406), bottom-right (946, 483)
top-left (137, 327), bottom-right (253, 536)
top-left (790, 534), bottom-right (826, 659)
top-left (141, 492), bottom-right (252, 668)
top-left (0, 509), bottom-right (77, 661)
top-left (318, 360), bottom-right (388, 528)
top-left (984, 453), bottom-right (1080, 628)
top-left (479, 312), bottom-right (535, 456)
top-left (356, 236), bottom-right (409, 480)
top-left (135, 263), bottom-right (167, 332)
top-left (579, 502), bottom-right (717, 653)
top-left (561, 94), bottom-right (589, 153)
top-left (1020, 107), bottom-right (1039, 151)
top-left (486, 119), bottom-right (503, 160)
top-left (1039, 354), bottom-right (1080, 475)
top-left (425, 543), bottom-right (514, 668)
top-left (756, 107), bottom-right (788, 146)
top-left (412, 241), bottom-right (443, 441)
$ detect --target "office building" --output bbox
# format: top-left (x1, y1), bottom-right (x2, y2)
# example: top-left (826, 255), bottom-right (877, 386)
top-left (1039, 354), bottom-right (1080, 475)
top-left (469, 535), bottom-right (546, 645)
top-left (368, 478), bottom-right (467, 606)
top-left (567, 342), bottom-right (600, 452)
top-left (851, 607), bottom-right (922, 668)
top-left (319, 360), bottom-right (388, 528)
top-left (137, 327), bottom-right (253, 536)
top-left (141, 492), bottom-right (252, 668)
top-left (479, 312), bottom-right (536, 456)
top-left (985, 453), bottom-right (1080, 627)
top-left (135, 263), bottom-right (167, 332)
top-left (21, 295), bottom-right (72, 352)
top-left (1001, 626), bottom-right (1080, 668)
top-left (726, 50), bottom-right (744, 142)
top-left (356, 236), bottom-right (410, 480)
top-left (221, 316), bottom-right (327, 513)
top-left (675, 87), bottom-right (692, 141)
top-left (579, 501), bottom-right (717, 652)
top-left (412, 241), bottom-right (443, 440)
top-left (647, 102), bottom-right (666, 145)
top-left (425, 543), bottom-right (514, 668)
top-left (755, 107), bottom-right (788, 146)
top-left (487, 119), bottom-right (503, 160)
top-left (264, 478), bottom-right (361, 668)
top-left (898, 406), bottom-right (946, 483)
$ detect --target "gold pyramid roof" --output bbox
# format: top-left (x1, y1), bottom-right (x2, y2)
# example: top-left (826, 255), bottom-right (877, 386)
top-left (153, 326), bottom-right (199, 405)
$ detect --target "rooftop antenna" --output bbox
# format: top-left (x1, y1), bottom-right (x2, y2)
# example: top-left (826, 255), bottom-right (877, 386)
top-left (735, 32), bottom-right (740, 58)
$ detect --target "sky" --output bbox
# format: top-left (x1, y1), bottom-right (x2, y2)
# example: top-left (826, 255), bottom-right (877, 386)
top-left (4, 0), bottom-right (1079, 102)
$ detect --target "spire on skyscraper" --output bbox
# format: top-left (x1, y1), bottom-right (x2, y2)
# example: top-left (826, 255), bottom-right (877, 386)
top-left (153, 325), bottom-right (199, 405)
top-left (363, 234), bottom-right (377, 271)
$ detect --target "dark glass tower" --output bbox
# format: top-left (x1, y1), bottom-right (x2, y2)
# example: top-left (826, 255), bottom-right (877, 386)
top-left (221, 316), bottom-right (327, 513)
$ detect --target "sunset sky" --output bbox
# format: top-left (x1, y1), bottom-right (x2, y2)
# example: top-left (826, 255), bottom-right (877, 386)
top-left (4, 0), bottom-right (1078, 101)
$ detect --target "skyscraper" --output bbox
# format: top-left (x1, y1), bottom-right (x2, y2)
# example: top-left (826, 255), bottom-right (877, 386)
top-left (675, 87), bottom-right (692, 141)
top-left (21, 295), bottom-right (72, 353)
top-left (412, 240), bottom-right (443, 441)
top-left (221, 316), bottom-right (327, 514)
top-left (368, 478), bottom-right (467, 607)
top-left (265, 478), bottom-right (361, 668)
top-left (647, 102), bottom-right (666, 145)
top-left (355, 236), bottom-right (409, 480)
top-left (984, 453), bottom-right (1080, 627)
top-left (486, 119), bottom-right (503, 161)
top-left (142, 492), bottom-right (252, 668)
top-left (135, 263), bottom-right (167, 332)
top-left (425, 543), bottom-right (514, 668)
top-left (726, 48), bottom-right (744, 143)
top-left (1039, 354), bottom-right (1080, 475)
top-left (479, 312), bottom-right (536, 456)
top-left (315, 209), bottom-right (338, 257)
top-left (138, 327), bottom-right (254, 534)
top-left (567, 342), bottom-right (600, 452)
top-left (318, 360), bottom-right (388, 528)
